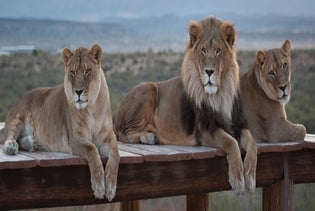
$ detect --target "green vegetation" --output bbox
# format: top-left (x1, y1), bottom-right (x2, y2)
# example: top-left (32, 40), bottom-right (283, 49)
top-left (0, 49), bottom-right (314, 210)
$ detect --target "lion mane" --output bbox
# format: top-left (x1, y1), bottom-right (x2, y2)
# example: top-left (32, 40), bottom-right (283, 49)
top-left (240, 40), bottom-right (306, 142)
top-left (114, 17), bottom-right (257, 194)
top-left (0, 44), bottom-right (120, 201)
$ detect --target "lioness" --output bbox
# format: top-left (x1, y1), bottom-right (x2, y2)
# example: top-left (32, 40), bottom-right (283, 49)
top-left (240, 40), bottom-right (306, 142)
top-left (0, 44), bottom-right (120, 201)
top-left (114, 17), bottom-right (257, 194)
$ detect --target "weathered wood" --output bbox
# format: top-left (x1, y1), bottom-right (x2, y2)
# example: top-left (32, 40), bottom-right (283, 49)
top-left (287, 149), bottom-right (315, 183)
top-left (257, 141), bottom-right (304, 154)
top-left (262, 180), bottom-right (294, 211)
top-left (163, 144), bottom-right (221, 159)
top-left (118, 150), bottom-right (144, 164)
top-left (118, 142), bottom-right (194, 162)
top-left (20, 151), bottom-right (88, 167)
top-left (186, 193), bottom-right (209, 211)
top-left (1, 133), bottom-right (315, 210)
top-left (120, 200), bottom-right (140, 211)
top-left (0, 157), bottom-right (230, 209)
top-left (0, 150), bottom-right (37, 169)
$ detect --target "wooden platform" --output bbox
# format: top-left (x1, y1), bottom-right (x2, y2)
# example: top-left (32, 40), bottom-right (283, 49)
top-left (1, 125), bottom-right (315, 210)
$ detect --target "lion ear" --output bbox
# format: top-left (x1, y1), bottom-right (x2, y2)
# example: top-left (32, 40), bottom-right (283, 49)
top-left (221, 21), bottom-right (236, 47)
top-left (90, 44), bottom-right (102, 64)
top-left (281, 40), bottom-right (291, 56)
top-left (62, 48), bottom-right (73, 66)
top-left (256, 50), bottom-right (266, 67)
top-left (188, 21), bottom-right (202, 48)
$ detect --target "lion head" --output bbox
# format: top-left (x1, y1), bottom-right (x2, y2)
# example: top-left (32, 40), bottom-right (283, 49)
top-left (62, 44), bottom-right (103, 109)
top-left (255, 40), bottom-right (291, 104)
top-left (181, 17), bottom-right (239, 121)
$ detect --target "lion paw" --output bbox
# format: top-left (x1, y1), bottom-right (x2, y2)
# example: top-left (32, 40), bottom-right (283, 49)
top-left (228, 163), bottom-right (245, 195)
top-left (245, 173), bottom-right (256, 193)
top-left (229, 174), bottom-right (245, 195)
top-left (105, 169), bottom-right (117, 201)
top-left (91, 168), bottom-right (105, 199)
top-left (3, 139), bottom-right (19, 155)
top-left (20, 136), bottom-right (36, 152)
top-left (244, 153), bottom-right (257, 193)
top-left (140, 133), bottom-right (159, 145)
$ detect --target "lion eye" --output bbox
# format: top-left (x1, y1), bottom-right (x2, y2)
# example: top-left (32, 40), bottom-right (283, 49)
top-left (215, 48), bottom-right (222, 56)
top-left (85, 68), bottom-right (91, 76)
top-left (201, 48), bottom-right (206, 55)
top-left (283, 62), bottom-right (288, 70)
top-left (269, 70), bottom-right (276, 77)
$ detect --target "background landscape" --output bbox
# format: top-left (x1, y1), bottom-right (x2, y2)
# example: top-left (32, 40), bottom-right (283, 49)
top-left (1, 13), bottom-right (315, 52)
top-left (0, 0), bottom-right (315, 210)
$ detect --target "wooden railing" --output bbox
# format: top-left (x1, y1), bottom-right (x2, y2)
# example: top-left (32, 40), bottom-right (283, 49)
top-left (1, 122), bottom-right (315, 210)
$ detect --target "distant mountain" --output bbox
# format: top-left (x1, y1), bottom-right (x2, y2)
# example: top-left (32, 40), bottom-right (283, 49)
top-left (0, 18), bottom-right (131, 52)
top-left (0, 14), bottom-right (315, 52)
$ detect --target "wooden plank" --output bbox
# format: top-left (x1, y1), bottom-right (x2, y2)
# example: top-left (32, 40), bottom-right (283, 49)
top-left (163, 145), bottom-right (220, 159)
top-left (256, 152), bottom-right (284, 187)
top-left (118, 143), bottom-right (166, 162)
top-left (287, 149), bottom-right (315, 183)
top-left (0, 165), bottom-right (97, 209)
top-left (0, 156), bottom-right (232, 210)
top-left (20, 151), bottom-right (89, 167)
top-left (118, 142), bottom-right (192, 162)
top-left (119, 149), bottom-right (144, 164)
top-left (21, 150), bottom-right (143, 166)
top-left (257, 141), bottom-right (304, 154)
top-left (302, 134), bottom-right (315, 149)
top-left (0, 148), bottom-right (37, 169)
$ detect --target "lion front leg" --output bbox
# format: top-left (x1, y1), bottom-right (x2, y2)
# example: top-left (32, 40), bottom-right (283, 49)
top-left (240, 129), bottom-right (257, 193)
top-left (97, 130), bottom-right (120, 201)
top-left (204, 129), bottom-right (245, 194)
top-left (1, 113), bottom-right (26, 155)
top-left (71, 139), bottom-right (105, 199)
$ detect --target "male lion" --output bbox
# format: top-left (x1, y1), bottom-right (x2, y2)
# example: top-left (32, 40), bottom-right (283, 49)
top-left (0, 44), bottom-right (120, 201)
top-left (114, 17), bottom-right (257, 194)
top-left (240, 40), bottom-right (306, 142)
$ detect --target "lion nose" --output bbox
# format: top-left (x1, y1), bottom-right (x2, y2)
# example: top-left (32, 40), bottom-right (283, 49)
top-left (75, 89), bottom-right (83, 96)
top-left (205, 69), bottom-right (214, 76)
top-left (279, 85), bottom-right (287, 92)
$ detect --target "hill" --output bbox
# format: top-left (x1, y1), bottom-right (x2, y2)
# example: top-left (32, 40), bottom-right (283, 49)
top-left (0, 18), bottom-right (129, 52)
top-left (0, 14), bottom-right (315, 52)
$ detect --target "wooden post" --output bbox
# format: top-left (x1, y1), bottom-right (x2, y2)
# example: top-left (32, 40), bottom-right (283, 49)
top-left (262, 180), bottom-right (294, 211)
top-left (120, 200), bottom-right (140, 211)
top-left (186, 193), bottom-right (209, 211)
top-left (262, 152), bottom-right (294, 211)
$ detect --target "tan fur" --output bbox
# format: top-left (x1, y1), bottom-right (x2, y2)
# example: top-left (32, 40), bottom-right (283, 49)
top-left (0, 44), bottom-right (120, 201)
top-left (240, 40), bottom-right (306, 142)
top-left (114, 17), bottom-right (257, 194)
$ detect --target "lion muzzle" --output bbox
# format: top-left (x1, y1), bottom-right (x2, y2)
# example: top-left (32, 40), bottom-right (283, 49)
top-left (204, 69), bottom-right (218, 94)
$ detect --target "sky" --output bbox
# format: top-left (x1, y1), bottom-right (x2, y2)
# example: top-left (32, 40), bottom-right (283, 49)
top-left (0, 0), bottom-right (314, 22)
